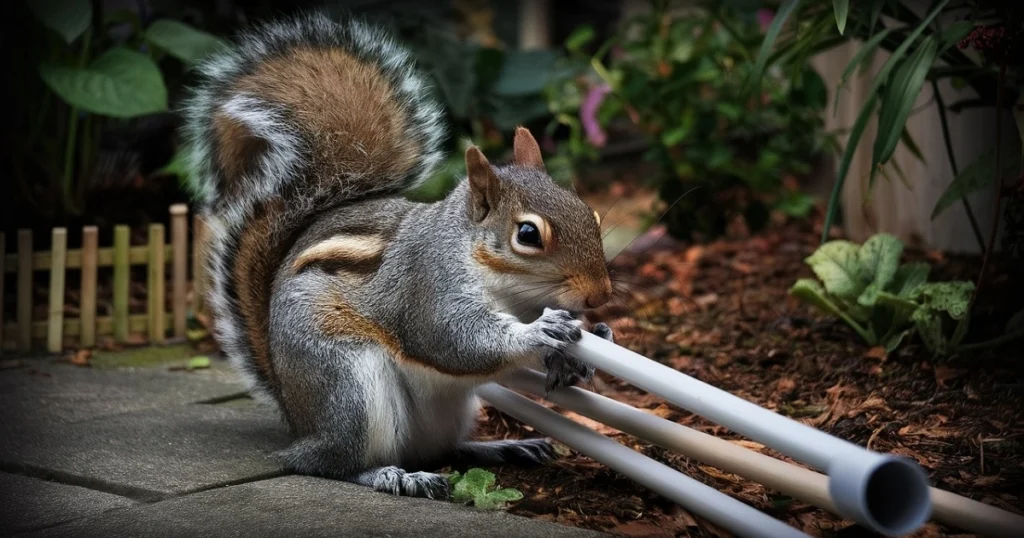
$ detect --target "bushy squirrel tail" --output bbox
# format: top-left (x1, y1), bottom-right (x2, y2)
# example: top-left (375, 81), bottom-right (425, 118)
top-left (181, 11), bottom-right (447, 402)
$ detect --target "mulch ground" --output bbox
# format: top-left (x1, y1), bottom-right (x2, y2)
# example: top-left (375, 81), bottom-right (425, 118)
top-left (469, 197), bottom-right (1024, 537)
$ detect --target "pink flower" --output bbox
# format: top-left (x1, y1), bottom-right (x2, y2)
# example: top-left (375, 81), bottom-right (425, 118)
top-left (757, 9), bottom-right (774, 33)
top-left (581, 84), bottom-right (612, 147)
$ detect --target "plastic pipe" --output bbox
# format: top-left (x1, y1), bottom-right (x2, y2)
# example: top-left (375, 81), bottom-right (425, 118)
top-left (566, 332), bottom-right (933, 536)
top-left (502, 368), bottom-right (1024, 538)
top-left (476, 383), bottom-right (812, 538)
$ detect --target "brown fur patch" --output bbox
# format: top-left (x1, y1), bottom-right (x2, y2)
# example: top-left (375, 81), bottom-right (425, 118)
top-left (233, 198), bottom-right (286, 393)
top-left (292, 234), bottom-right (385, 273)
top-left (473, 244), bottom-right (531, 275)
top-left (316, 291), bottom-right (502, 378)
top-left (233, 46), bottom-right (419, 184)
top-left (213, 112), bottom-right (269, 193)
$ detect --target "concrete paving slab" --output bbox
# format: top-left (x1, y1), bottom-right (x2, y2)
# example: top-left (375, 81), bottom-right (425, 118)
top-left (0, 472), bottom-right (136, 534)
top-left (22, 475), bottom-right (607, 538)
top-left (0, 404), bottom-right (290, 500)
top-left (0, 360), bottom-right (247, 425)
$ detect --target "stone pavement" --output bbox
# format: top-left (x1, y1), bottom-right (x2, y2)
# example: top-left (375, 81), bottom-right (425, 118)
top-left (0, 347), bottom-right (605, 537)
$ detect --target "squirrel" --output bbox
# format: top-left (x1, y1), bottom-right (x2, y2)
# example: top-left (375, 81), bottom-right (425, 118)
top-left (181, 11), bottom-right (615, 499)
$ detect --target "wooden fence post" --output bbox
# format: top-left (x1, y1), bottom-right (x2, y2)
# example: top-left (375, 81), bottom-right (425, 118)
top-left (148, 223), bottom-right (166, 344)
top-left (112, 225), bottom-right (130, 342)
top-left (0, 232), bottom-right (5, 355)
top-left (80, 226), bottom-right (99, 348)
top-left (47, 228), bottom-right (68, 354)
top-left (192, 215), bottom-right (206, 316)
top-left (170, 204), bottom-right (188, 338)
top-left (17, 230), bottom-right (33, 353)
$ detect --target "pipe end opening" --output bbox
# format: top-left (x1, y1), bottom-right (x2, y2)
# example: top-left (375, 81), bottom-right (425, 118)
top-left (864, 458), bottom-right (931, 535)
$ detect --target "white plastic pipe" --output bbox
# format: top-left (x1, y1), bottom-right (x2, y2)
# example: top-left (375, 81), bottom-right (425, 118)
top-left (565, 332), bottom-right (933, 536)
top-left (502, 368), bottom-right (1024, 538)
top-left (476, 383), bottom-right (812, 538)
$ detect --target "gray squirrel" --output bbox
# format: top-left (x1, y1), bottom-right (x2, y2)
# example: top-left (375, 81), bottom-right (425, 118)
top-left (181, 11), bottom-right (615, 500)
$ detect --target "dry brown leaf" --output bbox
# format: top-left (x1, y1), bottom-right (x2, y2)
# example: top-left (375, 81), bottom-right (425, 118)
top-left (974, 475), bottom-right (1001, 487)
top-left (864, 346), bottom-right (888, 361)
top-left (694, 293), bottom-right (719, 308)
top-left (562, 411), bottom-right (620, 436)
top-left (934, 364), bottom-right (967, 387)
top-left (69, 349), bottom-right (92, 367)
top-left (728, 439), bottom-right (766, 452)
top-left (776, 377), bottom-right (796, 393)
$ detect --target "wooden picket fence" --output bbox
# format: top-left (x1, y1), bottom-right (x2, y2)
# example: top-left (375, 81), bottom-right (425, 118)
top-left (0, 204), bottom-right (209, 355)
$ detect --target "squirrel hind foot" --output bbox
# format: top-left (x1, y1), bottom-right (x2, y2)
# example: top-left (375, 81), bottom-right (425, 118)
top-left (453, 439), bottom-right (560, 468)
top-left (353, 466), bottom-right (451, 500)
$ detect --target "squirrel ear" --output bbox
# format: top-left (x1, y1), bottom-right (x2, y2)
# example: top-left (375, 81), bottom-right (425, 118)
top-left (512, 126), bottom-right (546, 171)
top-left (465, 145), bottom-right (500, 222)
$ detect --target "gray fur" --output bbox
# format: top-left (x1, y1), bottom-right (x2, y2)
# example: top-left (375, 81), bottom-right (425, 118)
top-left (183, 11), bottom-right (613, 500)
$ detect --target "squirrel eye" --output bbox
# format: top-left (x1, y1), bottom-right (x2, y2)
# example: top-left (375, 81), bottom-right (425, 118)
top-left (516, 222), bottom-right (542, 248)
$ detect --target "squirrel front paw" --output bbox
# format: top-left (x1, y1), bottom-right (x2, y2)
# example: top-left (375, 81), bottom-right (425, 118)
top-left (543, 323), bottom-right (614, 392)
top-left (526, 308), bottom-right (583, 352)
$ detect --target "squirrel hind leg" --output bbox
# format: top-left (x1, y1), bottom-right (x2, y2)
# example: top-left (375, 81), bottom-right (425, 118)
top-left (452, 438), bottom-right (560, 468)
top-left (275, 437), bottom-right (451, 500)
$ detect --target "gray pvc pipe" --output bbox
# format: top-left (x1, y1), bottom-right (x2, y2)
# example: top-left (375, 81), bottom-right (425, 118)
top-left (566, 332), bottom-right (933, 536)
top-left (476, 383), bottom-right (813, 538)
top-left (502, 368), bottom-right (1024, 538)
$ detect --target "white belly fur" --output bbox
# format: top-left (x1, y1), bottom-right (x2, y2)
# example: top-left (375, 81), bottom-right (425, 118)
top-left (356, 346), bottom-right (482, 468)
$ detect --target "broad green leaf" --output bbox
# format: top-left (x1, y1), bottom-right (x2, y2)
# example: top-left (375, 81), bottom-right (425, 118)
top-left (890, 262), bottom-right (930, 297)
top-left (661, 125), bottom-right (689, 147)
top-left (872, 36), bottom-right (939, 173)
top-left (805, 240), bottom-right (864, 300)
top-left (29, 0), bottom-right (92, 44)
top-left (912, 307), bottom-right (945, 355)
top-left (856, 233), bottom-right (904, 306)
top-left (452, 468), bottom-right (495, 504)
top-left (774, 191), bottom-right (815, 218)
top-left (144, 19), bottom-right (228, 65)
top-left (931, 142), bottom-right (1022, 220)
top-left (914, 281), bottom-right (974, 320)
top-left (744, 0), bottom-right (802, 97)
top-left (790, 279), bottom-right (875, 343)
top-left (40, 48), bottom-right (168, 118)
top-left (474, 487), bottom-right (524, 510)
top-left (833, 0), bottom-right (849, 35)
top-left (875, 291), bottom-right (919, 310)
top-left (565, 25), bottom-right (595, 51)
top-left (494, 50), bottom-right (558, 96)
top-left (881, 329), bottom-right (911, 352)
top-left (950, 308), bottom-right (971, 349)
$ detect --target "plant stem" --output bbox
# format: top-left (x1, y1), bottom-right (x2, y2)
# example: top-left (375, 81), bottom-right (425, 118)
top-left (958, 326), bottom-right (1024, 352)
top-left (62, 28), bottom-right (93, 215)
top-left (971, 57), bottom-right (1007, 304)
top-left (931, 79), bottom-right (987, 253)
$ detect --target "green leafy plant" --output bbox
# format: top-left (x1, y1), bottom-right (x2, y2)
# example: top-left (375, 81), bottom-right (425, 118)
top-left (789, 233), bottom-right (976, 356)
top-left (545, 1), bottom-right (833, 240)
top-left (448, 468), bottom-right (524, 510)
top-left (15, 0), bottom-right (226, 217)
top-left (749, 0), bottom-right (1022, 249)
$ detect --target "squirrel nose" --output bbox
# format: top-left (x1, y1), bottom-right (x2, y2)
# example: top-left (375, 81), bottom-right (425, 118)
top-left (586, 281), bottom-right (612, 308)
